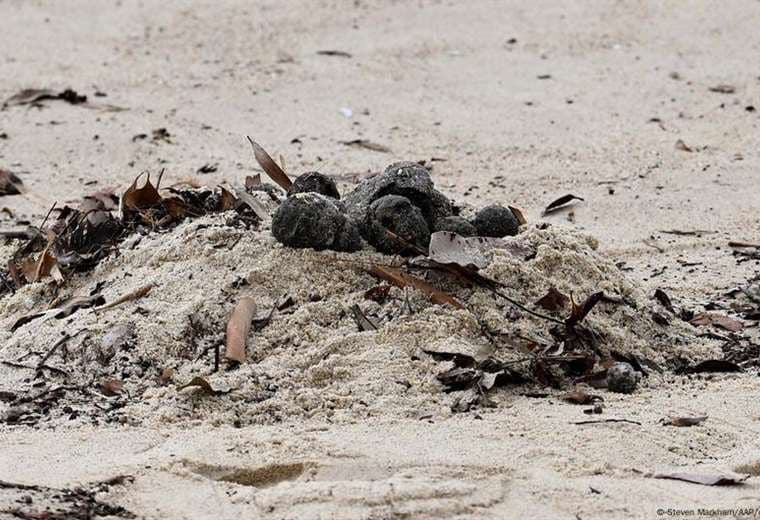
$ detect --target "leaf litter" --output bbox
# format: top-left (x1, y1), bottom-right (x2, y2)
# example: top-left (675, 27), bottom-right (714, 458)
top-left (0, 145), bottom-right (737, 429)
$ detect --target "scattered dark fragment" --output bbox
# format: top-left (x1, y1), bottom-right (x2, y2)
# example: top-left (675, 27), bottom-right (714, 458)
top-left (364, 284), bottom-right (391, 303)
top-left (471, 205), bottom-right (520, 237)
top-left (151, 127), bottom-right (172, 143)
top-left (535, 287), bottom-right (570, 312)
top-left (708, 84), bottom-right (736, 94)
top-left (340, 139), bottom-right (391, 153)
top-left (653, 288), bottom-right (675, 313)
top-left (3, 88), bottom-right (87, 108)
top-left (437, 367), bottom-right (480, 391)
top-left (687, 359), bottom-right (742, 374)
top-left (542, 194), bottom-right (584, 215)
top-left (674, 139), bottom-right (694, 152)
top-left (653, 473), bottom-right (747, 486)
top-left (316, 50), bottom-right (353, 58)
top-left (0, 169), bottom-right (23, 195)
top-left (351, 304), bottom-right (378, 331)
top-left (662, 416), bottom-right (708, 427)
top-left (431, 216), bottom-right (476, 237)
top-left (660, 229), bottom-right (714, 236)
top-left (197, 163), bottom-right (218, 174)
top-left (289, 171), bottom-right (340, 199)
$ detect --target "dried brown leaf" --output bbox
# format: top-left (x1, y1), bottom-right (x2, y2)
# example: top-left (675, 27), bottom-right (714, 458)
top-left (177, 376), bottom-right (219, 395)
top-left (364, 284), bottom-right (391, 303)
top-left (100, 379), bottom-right (123, 396)
top-left (246, 137), bottom-right (293, 191)
top-left (159, 367), bottom-right (174, 385)
top-left (225, 296), bottom-right (257, 363)
top-left (367, 265), bottom-right (464, 309)
top-left (122, 174), bottom-right (162, 210)
top-left (689, 312), bottom-right (743, 332)
top-left (561, 390), bottom-right (602, 405)
top-left (508, 205), bottom-right (527, 225)
top-left (542, 194), bottom-right (584, 215)
top-left (536, 287), bottom-right (570, 312)
top-left (662, 416), bottom-right (707, 427)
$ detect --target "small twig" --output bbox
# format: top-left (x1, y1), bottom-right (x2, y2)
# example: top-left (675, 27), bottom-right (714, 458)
top-left (573, 418), bottom-right (642, 426)
top-left (38, 202), bottom-right (58, 231)
top-left (38, 333), bottom-right (74, 368)
top-left (382, 229), bottom-right (564, 325)
top-left (94, 284), bottom-right (153, 312)
top-left (729, 241), bottom-right (760, 248)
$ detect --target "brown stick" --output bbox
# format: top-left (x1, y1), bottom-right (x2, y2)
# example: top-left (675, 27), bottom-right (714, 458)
top-left (225, 296), bottom-right (257, 363)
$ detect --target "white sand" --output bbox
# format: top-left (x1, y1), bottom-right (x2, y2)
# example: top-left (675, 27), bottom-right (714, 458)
top-left (1, 1), bottom-right (760, 518)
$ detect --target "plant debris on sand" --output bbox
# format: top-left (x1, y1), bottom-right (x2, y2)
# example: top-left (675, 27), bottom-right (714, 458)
top-left (0, 142), bottom-right (749, 429)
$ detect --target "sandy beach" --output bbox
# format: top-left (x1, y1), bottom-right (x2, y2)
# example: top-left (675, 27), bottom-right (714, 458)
top-left (1, 1), bottom-right (759, 518)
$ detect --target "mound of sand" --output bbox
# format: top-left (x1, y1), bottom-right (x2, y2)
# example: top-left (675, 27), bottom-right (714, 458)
top-left (0, 212), bottom-right (720, 428)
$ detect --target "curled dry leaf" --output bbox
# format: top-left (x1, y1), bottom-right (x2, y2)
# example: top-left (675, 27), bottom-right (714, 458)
top-left (561, 390), bottom-right (603, 405)
top-left (122, 173), bottom-right (162, 210)
top-left (653, 473), bottom-right (747, 486)
top-left (662, 416), bottom-right (708, 427)
top-left (689, 312), bottom-right (743, 332)
top-left (246, 137), bottom-right (293, 191)
top-left (508, 205), bottom-right (527, 225)
top-left (536, 287), bottom-right (570, 312)
top-left (542, 194), bottom-right (584, 215)
top-left (367, 265), bottom-right (464, 309)
top-left (177, 376), bottom-right (219, 395)
top-left (225, 296), bottom-right (257, 363)
top-left (428, 232), bottom-right (502, 270)
top-left (20, 246), bottom-right (63, 283)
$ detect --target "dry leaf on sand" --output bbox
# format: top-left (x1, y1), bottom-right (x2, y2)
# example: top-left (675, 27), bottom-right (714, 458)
top-left (367, 265), bottom-right (464, 309)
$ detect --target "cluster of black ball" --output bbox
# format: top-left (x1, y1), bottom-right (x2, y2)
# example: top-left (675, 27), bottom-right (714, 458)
top-left (272, 161), bottom-right (520, 253)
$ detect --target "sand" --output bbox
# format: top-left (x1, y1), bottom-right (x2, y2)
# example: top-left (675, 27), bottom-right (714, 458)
top-left (1, 1), bottom-right (760, 519)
